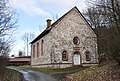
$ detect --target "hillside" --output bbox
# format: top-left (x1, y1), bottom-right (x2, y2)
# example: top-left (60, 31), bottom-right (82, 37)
top-left (15, 61), bottom-right (120, 81)
top-left (0, 68), bottom-right (22, 81)
top-left (67, 61), bottom-right (120, 81)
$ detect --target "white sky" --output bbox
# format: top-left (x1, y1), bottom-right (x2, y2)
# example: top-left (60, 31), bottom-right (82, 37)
top-left (10, 0), bottom-right (87, 57)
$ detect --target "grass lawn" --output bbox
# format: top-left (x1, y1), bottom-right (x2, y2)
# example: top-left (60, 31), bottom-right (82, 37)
top-left (16, 65), bottom-right (88, 73)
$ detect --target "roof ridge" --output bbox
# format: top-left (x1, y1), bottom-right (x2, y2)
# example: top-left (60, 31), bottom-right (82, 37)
top-left (51, 6), bottom-right (78, 27)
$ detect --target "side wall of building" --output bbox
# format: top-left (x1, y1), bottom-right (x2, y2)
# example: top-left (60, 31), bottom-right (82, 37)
top-left (31, 32), bottom-right (53, 67)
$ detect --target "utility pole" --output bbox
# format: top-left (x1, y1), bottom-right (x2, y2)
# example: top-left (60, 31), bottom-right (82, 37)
top-left (27, 36), bottom-right (28, 56)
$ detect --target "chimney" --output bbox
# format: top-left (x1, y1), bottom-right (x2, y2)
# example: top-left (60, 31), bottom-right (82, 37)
top-left (46, 19), bottom-right (51, 28)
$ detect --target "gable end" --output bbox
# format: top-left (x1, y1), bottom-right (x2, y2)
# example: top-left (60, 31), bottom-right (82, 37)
top-left (31, 6), bottom-right (97, 44)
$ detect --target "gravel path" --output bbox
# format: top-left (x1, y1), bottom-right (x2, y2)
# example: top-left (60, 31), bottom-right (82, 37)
top-left (8, 67), bottom-right (58, 81)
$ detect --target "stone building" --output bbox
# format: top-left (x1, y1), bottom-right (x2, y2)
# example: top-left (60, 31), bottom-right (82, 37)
top-left (30, 6), bottom-right (98, 68)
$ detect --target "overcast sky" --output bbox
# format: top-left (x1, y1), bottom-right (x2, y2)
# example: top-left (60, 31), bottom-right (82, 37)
top-left (10, 0), bottom-right (87, 56)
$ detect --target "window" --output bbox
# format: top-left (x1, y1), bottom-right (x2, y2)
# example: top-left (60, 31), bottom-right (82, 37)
top-left (37, 43), bottom-right (39, 57)
top-left (33, 45), bottom-right (35, 58)
top-left (41, 40), bottom-right (44, 55)
top-left (62, 50), bottom-right (68, 61)
top-left (73, 36), bottom-right (80, 45)
top-left (85, 51), bottom-right (91, 61)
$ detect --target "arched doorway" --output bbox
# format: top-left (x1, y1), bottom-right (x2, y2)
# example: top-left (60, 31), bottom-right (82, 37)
top-left (73, 51), bottom-right (81, 65)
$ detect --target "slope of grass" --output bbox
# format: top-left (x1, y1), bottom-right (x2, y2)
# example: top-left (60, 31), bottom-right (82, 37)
top-left (0, 68), bottom-right (22, 81)
top-left (16, 62), bottom-right (120, 81)
top-left (16, 65), bottom-right (88, 81)
top-left (17, 65), bottom-right (88, 73)
top-left (67, 61), bottom-right (120, 81)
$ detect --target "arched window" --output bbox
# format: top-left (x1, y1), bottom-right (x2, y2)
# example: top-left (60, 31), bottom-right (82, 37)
top-left (41, 40), bottom-right (44, 56)
top-left (33, 45), bottom-right (35, 58)
top-left (73, 36), bottom-right (80, 45)
top-left (85, 51), bottom-right (91, 61)
top-left (37, 43), bottom-right (39, 57)
top-left (62, 50), bottom-right (68, 61)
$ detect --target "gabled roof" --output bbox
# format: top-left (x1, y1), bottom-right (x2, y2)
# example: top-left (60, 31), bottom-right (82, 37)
top-left (31, 28), bottom-right (51, 44)
top-left (31, 6), bottom-right (95, 44)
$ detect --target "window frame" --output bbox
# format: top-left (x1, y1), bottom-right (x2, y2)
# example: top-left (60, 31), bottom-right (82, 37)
top-left (41, 40), bottom-right (44, 56)
top-left (33, 45), bottom-right (35, 58)
top-left (73, 36), bottom-right (80, 45)
top-left (85, 51), bottom-right (91, 61)
top-left (62, 50), bottom-right (68, 61)
top-left (37, 42), bottom-right (39, 57)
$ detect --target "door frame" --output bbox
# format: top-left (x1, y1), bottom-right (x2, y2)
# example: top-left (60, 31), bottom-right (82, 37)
top-left (72, 51), bottom-right (82, 65)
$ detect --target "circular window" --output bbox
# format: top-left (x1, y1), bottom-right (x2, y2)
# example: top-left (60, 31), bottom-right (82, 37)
top-left (73, 36), bottom-right (80, 45)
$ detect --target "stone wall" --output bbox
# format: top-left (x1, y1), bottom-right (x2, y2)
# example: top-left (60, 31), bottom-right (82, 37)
top-left (31, 7), bottom-right (98, 68)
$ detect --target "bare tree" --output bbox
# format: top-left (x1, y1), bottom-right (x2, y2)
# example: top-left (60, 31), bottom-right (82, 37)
top-left (0, 0), bottom-right (16, 56)
top-left (0, 0), bottom-right (16, 55)
top-left (22, 32), bottom-right (35, 56)
top-left (84, 0), bottom-right (120, 64)
top-left (0, 0), bottom-right (16, 37)
top-left (0, 0), bottom-right (17, 80)
top-left (85, 0), bottom-right (120, 28)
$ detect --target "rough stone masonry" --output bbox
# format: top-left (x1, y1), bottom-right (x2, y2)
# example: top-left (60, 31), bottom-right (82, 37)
top-left (31, 6), bottom-right (98, 68)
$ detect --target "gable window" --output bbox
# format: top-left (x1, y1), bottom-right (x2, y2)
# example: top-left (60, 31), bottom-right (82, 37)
top-left (62, 50), bottom-right (68, 61)
top-left (33, 45), bottom-right (35, 58)
top-left (37, 43), bottom-right (39, 57)
top-left (73, 36), bottom-right (80, 45)
top-left (85, 51), bottom-right (91, 61)
top-left (41, 40), bottom-right (44, 56)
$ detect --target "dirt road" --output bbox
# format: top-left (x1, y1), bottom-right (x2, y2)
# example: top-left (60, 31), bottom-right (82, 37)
top-left (9, 67), bottom-right (58, 81)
